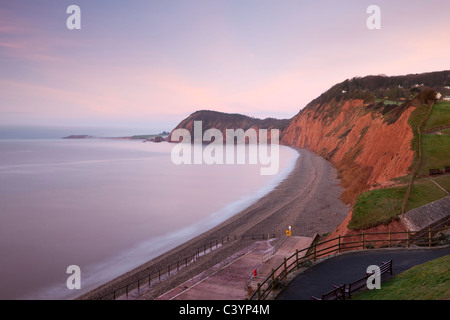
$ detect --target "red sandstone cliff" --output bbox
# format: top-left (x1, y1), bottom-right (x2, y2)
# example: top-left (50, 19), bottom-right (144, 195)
top-left (282, 99), bottom-right (415, 204)
top-left (170, 72), bottom-right (450, 205)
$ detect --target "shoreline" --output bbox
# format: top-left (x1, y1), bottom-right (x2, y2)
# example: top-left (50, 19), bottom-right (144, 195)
top-left (79, 147), bottom-right (350, 300)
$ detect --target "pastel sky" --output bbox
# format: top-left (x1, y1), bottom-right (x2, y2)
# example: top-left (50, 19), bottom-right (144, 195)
top-left (1, 0), bottom-right (450, 135)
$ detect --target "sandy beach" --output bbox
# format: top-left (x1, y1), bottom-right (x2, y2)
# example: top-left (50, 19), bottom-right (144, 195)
top-left (79, 148), bottom-right (349, 300)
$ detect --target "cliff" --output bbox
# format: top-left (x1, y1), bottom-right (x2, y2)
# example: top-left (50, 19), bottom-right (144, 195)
top-left (171, 71), bottom-right (450, 205)
top-left (281, 99), bottom-right (415, 204)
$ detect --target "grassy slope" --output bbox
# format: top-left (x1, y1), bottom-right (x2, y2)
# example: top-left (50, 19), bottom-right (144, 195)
top-left (406, 178), bottom-right (448, 211)
top-left (349, 187), bottom-right (406, 230)
top-left (348, 101), bottom-right (450, 230)
top-left (419, 134), bottom-right (450, 175)
top-left (423, 101), bottom-right (450, 130)
top-left (431, 175), bottom-right (450, 192)
top-left (354, 255), bottom-right (450, 300)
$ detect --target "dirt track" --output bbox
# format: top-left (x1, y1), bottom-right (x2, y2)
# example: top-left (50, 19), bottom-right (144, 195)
top-left (79, 148), bottom-right (349, 300)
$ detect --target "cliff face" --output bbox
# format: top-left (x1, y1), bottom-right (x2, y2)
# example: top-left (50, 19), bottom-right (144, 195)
top-left (170, 71), bottom-right (450, 203)
top-left (282, 99), bottom-right (415, 204)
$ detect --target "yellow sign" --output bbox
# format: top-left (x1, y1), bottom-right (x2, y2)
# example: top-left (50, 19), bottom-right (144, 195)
top-left (286, 230), bottom-right (291, 237)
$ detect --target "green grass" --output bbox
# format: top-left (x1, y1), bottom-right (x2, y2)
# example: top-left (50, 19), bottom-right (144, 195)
top-left (354, 255), bottom-right (450, 300)
top-left (408, 104), bottom-right (432, 171)
top-left (390, 174), bottom-right (411, 185)
top-left (375, 99), bottom-right (403, 105)
top-left (130, 134), bottom-right (159, 139)
top-left (349, 187), bottom-right (406, 230)
top-left (431, 175), bottom-right (450, 193)
top-left (418, 134), bottom-right (450, 175)
top-left (348, 103), bottom-right (450, 231)
top-left (439, 128), bottom-right (450, 134)
top-left (423, 101), bottom-right (450, 131)
top-left (405, 178), bottom-right (448, 211)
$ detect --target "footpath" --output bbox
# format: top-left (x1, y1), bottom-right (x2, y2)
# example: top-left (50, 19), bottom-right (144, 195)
top-left (155, 236), bottom-right (314, 300)
top-left (276, 246), bottom-right (450, 300)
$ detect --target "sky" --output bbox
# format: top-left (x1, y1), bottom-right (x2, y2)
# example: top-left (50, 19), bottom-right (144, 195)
top-left (1, 0), bottom-right (450, 136)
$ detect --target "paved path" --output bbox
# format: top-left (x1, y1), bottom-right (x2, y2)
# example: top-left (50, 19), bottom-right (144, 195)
top-left (277, 246), bottom-right (450, 300)
top-left (157, 236), bottom-right (313, 300)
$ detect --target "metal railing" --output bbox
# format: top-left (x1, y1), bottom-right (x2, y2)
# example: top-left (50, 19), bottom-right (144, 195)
top-left (95, 233), bottom-right (277, 300)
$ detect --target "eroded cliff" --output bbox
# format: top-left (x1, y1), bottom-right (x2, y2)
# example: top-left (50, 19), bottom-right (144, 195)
top-left (281, 99), bottom-right (415, 204)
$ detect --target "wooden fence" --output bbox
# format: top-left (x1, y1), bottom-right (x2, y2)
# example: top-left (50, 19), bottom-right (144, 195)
top-left (250, 224), bottom-right (449, 300)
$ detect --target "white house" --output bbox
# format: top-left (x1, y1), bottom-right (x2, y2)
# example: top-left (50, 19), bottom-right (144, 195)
top-left (436, 92), bottom-right (442, 100)
top-left (443, 96), bottom-right (450, 101)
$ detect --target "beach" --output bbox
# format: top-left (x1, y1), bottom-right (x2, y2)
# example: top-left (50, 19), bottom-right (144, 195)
top-left (79, 148), bottom-right (349, 300)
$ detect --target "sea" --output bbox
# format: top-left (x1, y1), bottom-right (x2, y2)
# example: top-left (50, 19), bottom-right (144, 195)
top-left (0, 138), bottom-right (298, 299)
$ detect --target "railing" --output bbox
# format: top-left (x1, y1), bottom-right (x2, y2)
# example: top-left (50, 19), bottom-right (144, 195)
top-left (262, 234), bottom-right (288, 263)
top-left (96, 233), bottom-right (277, 300)
top-left (250, 225), bottom-right (449, 300)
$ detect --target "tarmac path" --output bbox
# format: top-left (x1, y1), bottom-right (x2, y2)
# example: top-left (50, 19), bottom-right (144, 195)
top-left (276, 246), bottom-right (450, 300)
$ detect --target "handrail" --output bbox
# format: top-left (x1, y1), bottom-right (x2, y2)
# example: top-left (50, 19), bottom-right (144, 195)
top-left (93, 232), bottom-right (278, 300)
top-left (250, 224), bottom-right (449, 300)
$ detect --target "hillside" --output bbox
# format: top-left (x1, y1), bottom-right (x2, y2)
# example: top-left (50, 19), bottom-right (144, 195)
top-left (170, 70), bottom-right (450, 230)
top-left (169, 110), bottom-right (290, 143)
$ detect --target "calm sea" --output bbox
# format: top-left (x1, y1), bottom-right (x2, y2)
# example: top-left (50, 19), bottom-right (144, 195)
top-left (0, 139), bottom-right (298, 299)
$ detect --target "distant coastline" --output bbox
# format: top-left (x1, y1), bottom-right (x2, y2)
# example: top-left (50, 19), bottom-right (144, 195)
top-left (62, 132), bottom-right (170, 142)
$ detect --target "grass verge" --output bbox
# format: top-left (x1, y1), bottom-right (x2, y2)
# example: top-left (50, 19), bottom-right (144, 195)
top-left (431, 175), bottom-right (450, 193)
top-left (418, 134), bottom-right (450, 175)
top-left (405, 178), bottom-right (448, 211)
top-left (354, 255), bottom-right (450, 300)
top-left (423, 101), bottom-right (450, 131)
top-left (348, 187), bottom-right (406, 230)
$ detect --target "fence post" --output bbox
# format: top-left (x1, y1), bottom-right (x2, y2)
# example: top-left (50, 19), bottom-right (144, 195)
top-left (257, 283), bottom-right (261, 300)
top-left (313, 243), bottom-right (317, 261)
top-left (362, 232), bottom-right (365, 250)
top-left (338, 235), bottom-right (341, 253)
top-left (428, 228), bottom-right (432, 247)
top-left (271, 269), bottom-right (275, 289)
top-left (283, 258), bottom-right (287, 279)
top-left (407, 230), bottom-right (410, 248)
top-left (389, 230), bottom-right (392, 248)
top-left (295, 249), bottom-right (299, 269)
